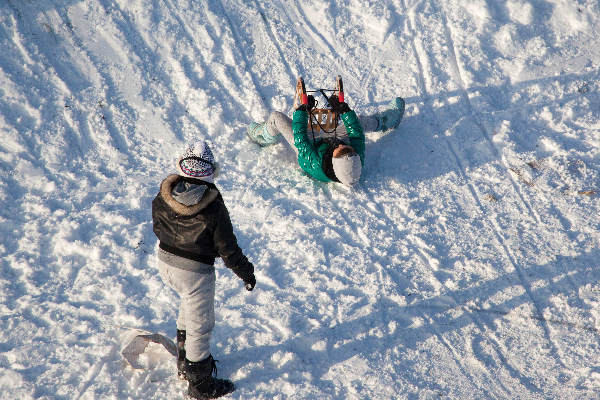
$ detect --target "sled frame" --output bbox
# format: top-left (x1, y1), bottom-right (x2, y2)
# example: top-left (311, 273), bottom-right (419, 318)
top-left (294, 76), bottom-right (344, 133)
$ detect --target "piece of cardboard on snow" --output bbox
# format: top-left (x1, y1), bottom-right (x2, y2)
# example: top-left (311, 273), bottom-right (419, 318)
top-left (121, 333), bottom-right (177, 369)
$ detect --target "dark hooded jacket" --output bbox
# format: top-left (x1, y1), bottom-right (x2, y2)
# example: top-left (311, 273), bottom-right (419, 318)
top-left (152, 174), bottom-right (254, 282)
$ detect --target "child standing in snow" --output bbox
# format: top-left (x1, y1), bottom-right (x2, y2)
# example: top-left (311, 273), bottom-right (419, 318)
top-left (152, 141), bottom-right (255, 399)
top-left (247, 95), bottom-right (405, 186)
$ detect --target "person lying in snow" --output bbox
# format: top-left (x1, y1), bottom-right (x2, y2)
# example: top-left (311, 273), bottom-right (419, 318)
top-left (151, 141), bottom-right (255, 399)
top-left (247, 96), bottom-right (405, 186)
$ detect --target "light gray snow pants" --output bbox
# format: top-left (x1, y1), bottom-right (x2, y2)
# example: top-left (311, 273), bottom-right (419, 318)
top-left (157, 257), bottom-right (215, 362)
top-left (266, 111), bottom-right (378, 156)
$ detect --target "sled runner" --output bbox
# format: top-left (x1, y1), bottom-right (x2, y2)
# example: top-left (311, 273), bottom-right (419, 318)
top-left (293, 75), bottom-right (344, 134)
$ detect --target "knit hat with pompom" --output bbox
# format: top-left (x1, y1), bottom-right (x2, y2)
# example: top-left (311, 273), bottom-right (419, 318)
top-left (176, 141), bottom-right (217, 182)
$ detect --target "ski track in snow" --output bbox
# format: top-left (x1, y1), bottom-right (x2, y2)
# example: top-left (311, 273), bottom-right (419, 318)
top-left (1, 0), bottom-right (600, 399)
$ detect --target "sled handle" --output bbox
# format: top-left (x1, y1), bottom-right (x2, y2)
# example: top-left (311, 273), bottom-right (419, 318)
top-left (299, 77), bottom-right (308, 105)
top-left (337, 75), bottom-right (344, 102)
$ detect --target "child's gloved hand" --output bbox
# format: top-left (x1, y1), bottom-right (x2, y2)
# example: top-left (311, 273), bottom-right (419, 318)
top-left (296, 95), bottom-right (315, 112)
top-left (328, 94), bottom-right (350, 114)
top-left (244, 274), bottom-right (256, 291)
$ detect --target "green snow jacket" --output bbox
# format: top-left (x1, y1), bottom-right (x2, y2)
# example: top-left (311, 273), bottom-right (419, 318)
top-left (292, 109), bottom-right (365, 182)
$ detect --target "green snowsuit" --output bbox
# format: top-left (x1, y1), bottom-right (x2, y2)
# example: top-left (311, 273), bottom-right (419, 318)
top-left (291, 109), bottom-right (365, 182)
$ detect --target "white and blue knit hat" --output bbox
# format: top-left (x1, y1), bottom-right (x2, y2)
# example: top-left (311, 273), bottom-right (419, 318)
top-left (176, 141), bottom-right (217, 182)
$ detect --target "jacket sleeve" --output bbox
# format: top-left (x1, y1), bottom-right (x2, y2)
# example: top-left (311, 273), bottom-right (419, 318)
top-left (292, 110), bottom-right (326, 179)
top-left (152, 195), bottom-right (161, 239)
top-left (152, 194), bottom-right (172, 242)
top-left (341, 110), bottom-right (365, 165)
top-left (212, 200), bottom-right (254, 281)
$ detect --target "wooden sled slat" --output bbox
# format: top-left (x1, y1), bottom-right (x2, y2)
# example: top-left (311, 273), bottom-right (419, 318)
top-left (309, 108), bottom-right (337, 132)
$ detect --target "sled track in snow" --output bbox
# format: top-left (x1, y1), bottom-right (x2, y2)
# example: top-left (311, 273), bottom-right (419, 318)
top-left (355, 180), bottom-right (507, 397)
top-left (210, 0), bottom-right (270, 116)
top-left (209, 0), bottom-right (271, 206)
top-left (157, 0), bottom-right (249, 133)
top-left (433, 1), bottom-right (542, 225)
top-left (433, 0), bottom-right (572, 372)
top-left (397, 0), bottom-right (546, 394)
top-left (93, 0), bottom-right (189, 142)
top-left (251, 0), bottom-right (297, 85)
top-left (288, 1), bottom-right (338, 65)
top-left (58, 3), bottom-right (135, 165)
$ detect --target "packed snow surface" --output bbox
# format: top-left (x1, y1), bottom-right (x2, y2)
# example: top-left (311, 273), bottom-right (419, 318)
top-left (1, 0), bottom-right (599, 399)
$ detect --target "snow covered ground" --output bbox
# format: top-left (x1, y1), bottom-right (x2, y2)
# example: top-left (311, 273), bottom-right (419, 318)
top-left (1, 0), bottom-right (599, 398)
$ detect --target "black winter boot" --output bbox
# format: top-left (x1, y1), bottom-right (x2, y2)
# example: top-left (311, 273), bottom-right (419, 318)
top-left (186, 356), bottom-right (235, 399)
top-left (177, 330), bottom-right (186, 380)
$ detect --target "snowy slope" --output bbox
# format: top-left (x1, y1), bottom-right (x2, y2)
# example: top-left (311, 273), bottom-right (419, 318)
top-left (1, 0), bottom-right (599, 399)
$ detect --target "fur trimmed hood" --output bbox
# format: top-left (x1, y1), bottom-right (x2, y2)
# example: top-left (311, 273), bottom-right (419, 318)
top-left (159, 174), bottom-right (219, 216)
